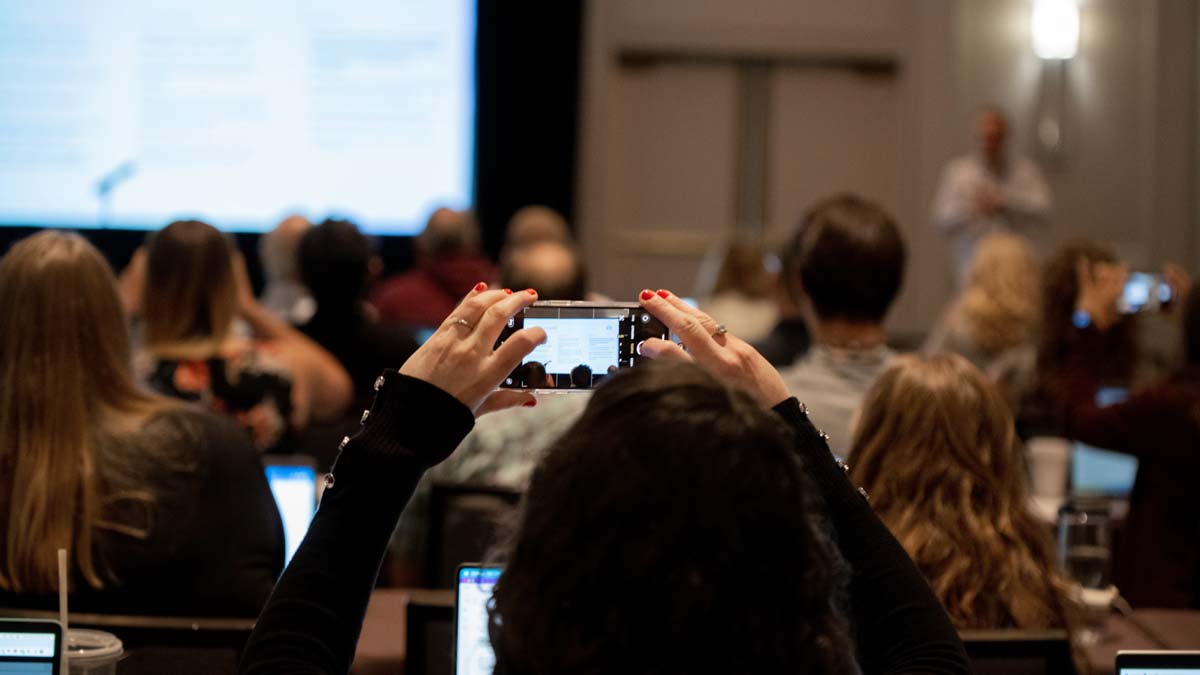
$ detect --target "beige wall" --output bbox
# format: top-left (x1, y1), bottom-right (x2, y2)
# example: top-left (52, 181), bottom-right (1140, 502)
top-left (576, 0), bottom-right (1197, 336)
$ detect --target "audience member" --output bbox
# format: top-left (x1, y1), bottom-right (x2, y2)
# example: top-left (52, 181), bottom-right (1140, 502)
top-left (296, 218), bottom-right (419, 411)
top-left (131, 220), bottom-right (352, 451)
top-left (241, 286), bottom-right (969, 674)
top-left (778, 193), bottom-right (907, 456)
top-left (925, 232), bottom-right (1040, 410)
top-left (752, 231), bottom-right (812, 367)
top-left (497, 239), bottom-right (586, 301)
top-left (933, 105), bottom-right (1052, 279)
top-left (372, 207), bottom-right (495, 327)
top-left (697, 236), bottom-right (778, 342)
top-left (258, 214), bottom-right (315, 324)
top-left (0, 232), bottom-right (283, 617)
top-left (503, 204), bottom-right (572, 247)
top-left (1044, 256), bottom-right (1199, 608)
top-left (848, 354), bottom-right (1071, 629)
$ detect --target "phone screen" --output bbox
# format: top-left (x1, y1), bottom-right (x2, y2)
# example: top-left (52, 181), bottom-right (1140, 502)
top-left (495, 302), bottom-right (669, 390)
top-left (1120, 272), bottom-right (1172, 314)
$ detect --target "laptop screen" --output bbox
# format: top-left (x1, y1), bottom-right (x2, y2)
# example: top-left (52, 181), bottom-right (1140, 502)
top-left (1072, 387), bottom-right (1138, 497)
top-left (1117, 650), bottom-right (1200, 674)
top-left (455, 566), bottom-right (500, 675)
top-left (264, 459), bottom-right (317, 567)
top-left (0, 619), bottom-right (61, 674)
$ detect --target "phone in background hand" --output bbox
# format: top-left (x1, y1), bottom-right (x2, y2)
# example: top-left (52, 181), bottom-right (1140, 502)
top-left (1118, 272), bottom-right (1173, 314)
top-left (494, 301), bottom-right (670, 391)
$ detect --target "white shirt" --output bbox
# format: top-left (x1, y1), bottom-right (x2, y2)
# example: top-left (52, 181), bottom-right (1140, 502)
top-left (932, 153), bottom-right (1052, 278)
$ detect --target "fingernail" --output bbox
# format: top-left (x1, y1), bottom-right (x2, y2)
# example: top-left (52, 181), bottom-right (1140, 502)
top-left (656, 289), bottom-right (670, 298)
top-left (523, 400), bottom-right (537, 407)
top-left (474, 282), bottom-right (487, 292)
top-left (504, 288), bottom-right (513, 295)
top-left (640, 289), bottom-right (654, 301)
top-left (526, 288), bottom-right (536, 295)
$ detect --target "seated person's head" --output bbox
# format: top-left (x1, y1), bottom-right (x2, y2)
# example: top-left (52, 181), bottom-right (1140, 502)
top-left (298, 218), bottom-right (376, 311)
top-left (709, 236), bottom-right (772, 300)
top-left (505, 205), bottom-right (571, 248)
top-left (0, 231), bottom-right (161, 592)
top-left (415, 207), bottom-right (480, 263)
top-left (143, 219), bottom-right (238, 349)
top-left (784, 194), bottom-right (906, 328)
top-left (847, 353), bottom-right (1066, 629)
top-left (258, 214), bottom-right (310, 284)
top-left (490, 361), bottom-right (856, 674)
top-left (956, 232), bottom-right (1040, 352)
top-left (498, 240), bottom-right (587, 300)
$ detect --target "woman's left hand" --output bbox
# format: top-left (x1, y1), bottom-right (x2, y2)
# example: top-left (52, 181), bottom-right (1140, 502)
top-left (400, 284), bottom-right (547, 415)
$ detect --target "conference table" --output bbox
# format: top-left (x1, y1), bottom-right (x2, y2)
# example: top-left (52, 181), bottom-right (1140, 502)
top-left (348, 590), bottom-right (1200, 675)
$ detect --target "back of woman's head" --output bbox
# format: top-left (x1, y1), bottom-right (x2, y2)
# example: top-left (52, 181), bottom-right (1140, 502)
top-left (848, 354), bottom-right (1065, 629)
top-left (490, 361), bottom-right (856, 675)
top-left (0, 231), bottom-right (159, 593)
top-left (1038, 239), bottom-right (1135, 379)
top-left (956, 232), bottom-right (1040, 353)
top-left (143, 219), bottom-right (236, 348)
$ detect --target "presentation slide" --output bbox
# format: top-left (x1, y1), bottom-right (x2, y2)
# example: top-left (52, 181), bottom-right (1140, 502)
top-left (0, 0), bottom-right (475, 234)
top-left (523, 317), bottom-right (620, 375)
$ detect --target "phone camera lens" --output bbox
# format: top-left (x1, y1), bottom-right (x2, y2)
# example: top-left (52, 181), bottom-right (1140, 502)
top-left (640, 313), bottom-right (650, 324)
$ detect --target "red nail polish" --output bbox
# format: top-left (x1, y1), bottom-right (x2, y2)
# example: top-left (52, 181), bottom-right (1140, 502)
top-left (523, 400), bottom-right (537, 407)
top-left (657, 290), bottom-right (669, 298)
top-left (526, 288), bottom-right (536, 295)
top-left (640, 290), bottom-right (654, 301)
top-left (504, 288), bottom-right (513, 295)
top-left (474, 282), bottom-right (487, 292)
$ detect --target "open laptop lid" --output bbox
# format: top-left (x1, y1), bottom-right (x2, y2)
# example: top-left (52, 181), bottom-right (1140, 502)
top-left (1117, 650), bottom-right (1200, 674)
top-left (0, 618), bottom-right (62, 674)
top-left (455, 564), bottom-right (500, 675)
top-left (262, 455), bottom-right (318, 568)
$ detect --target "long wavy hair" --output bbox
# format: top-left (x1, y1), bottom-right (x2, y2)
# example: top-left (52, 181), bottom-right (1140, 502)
top-left (952, 232), bottom-right (1040, 355)
top-left (0, 232), bottom-right (177, 593)
top-left (490, 361), bottom-right (858, 674)
top-left (848, 354), bottom-right (1069, 629)
top-left (142, 220), bottom-right (238, 357)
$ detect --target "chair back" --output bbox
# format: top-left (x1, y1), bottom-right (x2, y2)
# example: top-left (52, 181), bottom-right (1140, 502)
top-left (960, 628), bottom-right (1075, 675)
top-left (425, 481), bottom-right (521, 589)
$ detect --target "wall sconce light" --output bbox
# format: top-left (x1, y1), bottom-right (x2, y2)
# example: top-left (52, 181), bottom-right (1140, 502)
top-left (1032, 0), bottom-right (1080, 60)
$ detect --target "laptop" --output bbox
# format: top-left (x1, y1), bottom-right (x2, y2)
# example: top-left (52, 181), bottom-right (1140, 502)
top-left (263, 455), bottom-right (318, 568)
top-left (1072, 387), bottom-right (1139, 498)
top-left (1116, 651), bottom-right (1200, 674)
top-left (455, 565), bottom-right (500, 675)
top-left (0, 619), bottom-right (61, 675)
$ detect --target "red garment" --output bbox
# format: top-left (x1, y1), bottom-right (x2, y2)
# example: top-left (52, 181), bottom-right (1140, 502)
top-left (371, 255), bottom-right (496, 327)
top-left (1052, 328), bottom-right (1200, 609)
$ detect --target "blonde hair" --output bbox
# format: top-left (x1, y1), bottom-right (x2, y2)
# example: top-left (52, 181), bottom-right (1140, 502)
top-left (0, 232), bottom-right (174, 592)
top-left (954, 232), bottom-right (1040, 354)
top-left (143, 220), bottom-right (237, 355)
top-left (848, 354), bottom-right (1068, 629)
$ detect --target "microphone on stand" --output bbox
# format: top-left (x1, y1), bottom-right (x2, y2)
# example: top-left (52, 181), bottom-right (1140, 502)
top-left (95, 161), bottom-right (137, 227)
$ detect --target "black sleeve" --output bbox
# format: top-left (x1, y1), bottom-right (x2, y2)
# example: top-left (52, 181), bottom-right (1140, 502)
top-left (182, 413), bottom-right (286, 616)
top-left (772, 399), bottom-right (970, 675)
top-left (240, 371), bottom-right (475, 675)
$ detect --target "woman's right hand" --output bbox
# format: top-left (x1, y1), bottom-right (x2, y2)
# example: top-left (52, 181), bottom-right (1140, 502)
top-left (1075, 257), bottom-right (1128, 331)
top-left (636, 289), bottom-right (791, 408)
top-left (400, 283), bottom-right (547, 415)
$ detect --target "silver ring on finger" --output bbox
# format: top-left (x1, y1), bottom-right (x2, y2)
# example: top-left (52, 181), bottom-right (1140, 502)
top-left (451, 317), bottom-right (474, 330)
top-left (712, 324), bottom-right (728, 338)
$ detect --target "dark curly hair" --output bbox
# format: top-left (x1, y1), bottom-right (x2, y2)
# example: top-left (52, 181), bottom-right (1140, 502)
top-left (488, 361), bottom-right (857, 675)
top-left (1037, 239), bottom-right (1137, 383)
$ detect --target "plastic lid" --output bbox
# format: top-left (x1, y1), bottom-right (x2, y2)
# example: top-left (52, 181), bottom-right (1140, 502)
top-left (66, 629), bottom-right (123, 663)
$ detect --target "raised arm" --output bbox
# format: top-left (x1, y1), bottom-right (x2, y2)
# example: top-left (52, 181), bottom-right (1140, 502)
top-left (638, 289), bottom-right (969, 674)
top-left (240, 285), bottom-right (544, 674)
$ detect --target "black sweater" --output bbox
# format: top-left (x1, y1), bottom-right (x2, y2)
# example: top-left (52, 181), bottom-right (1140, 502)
top-left (240, 371), bottom-right (968, 674)
top-left (0, 409), bottom-right (284, 618)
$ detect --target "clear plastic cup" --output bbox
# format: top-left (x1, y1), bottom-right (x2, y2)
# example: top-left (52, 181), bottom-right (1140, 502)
top-left (67, 629), bottom-right (123, 674)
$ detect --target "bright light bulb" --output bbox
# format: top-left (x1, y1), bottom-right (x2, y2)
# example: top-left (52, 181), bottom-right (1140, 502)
top-left (1032, 0), bottom-right (1079, 60)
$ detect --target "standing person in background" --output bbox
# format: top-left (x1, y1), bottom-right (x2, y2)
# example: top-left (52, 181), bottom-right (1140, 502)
top-left (0, 232), bottom-right (282, 618)
top-left (778, 193), bottom-right (907, 457)
top-left (848, 354), bottom-right (1071, 630)
top-left (258, 214), bottom-right (315, 325)
top-left (932, 105), bottom-right (1051, 280)
top-left (371, 207), bottom-right (495, 328)
top-left (130, 220), bottom-right (352, 452)
top-left (296, 218), bottom-right (418, 411)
